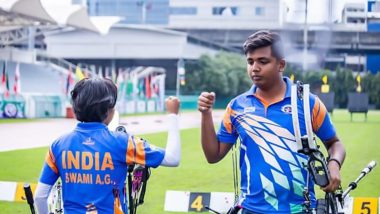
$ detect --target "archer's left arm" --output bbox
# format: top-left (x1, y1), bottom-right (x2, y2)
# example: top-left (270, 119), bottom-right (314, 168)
top-left (311, 96), bottom-right (346, 192)
top-left (322, 136), bottom-right (346, 192)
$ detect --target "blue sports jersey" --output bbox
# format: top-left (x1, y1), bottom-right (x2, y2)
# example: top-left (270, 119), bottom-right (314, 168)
top-left (217, 77), bottom-right (336, 214)
top-left (39, 122), bottom-right (165, 214)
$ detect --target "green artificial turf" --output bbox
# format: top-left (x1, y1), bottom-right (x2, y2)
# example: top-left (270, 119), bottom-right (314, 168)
top-left (0, 110), bottom-right (379, 213)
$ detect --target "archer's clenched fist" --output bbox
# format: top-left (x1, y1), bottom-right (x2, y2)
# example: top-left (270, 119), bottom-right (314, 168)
top-left (198, 92), bottom-right (215, 113)
top-left (166, 96), bottom-right (180, 114)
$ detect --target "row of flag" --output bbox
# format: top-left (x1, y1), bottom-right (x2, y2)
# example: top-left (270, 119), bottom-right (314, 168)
top-left (64, 65), bottom-right (89, 96)
top-left (64, 65), bottom-right (125, 96)
top-left (1, 62), bottom-right (21, 98)
top-left (1, 62), bottom-right (87, 98)
top-left (65, 66), bottom-right (130, 95)
top-left (1, 61), bottom-right (163, 100)
top-left (66, 65), bottom-right (168, 100)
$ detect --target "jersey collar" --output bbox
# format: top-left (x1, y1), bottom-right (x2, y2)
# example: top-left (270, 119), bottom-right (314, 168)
top-left (75, 122), bottom-right (108, 131)
top-left (245, 76), bottom-right (293, 99)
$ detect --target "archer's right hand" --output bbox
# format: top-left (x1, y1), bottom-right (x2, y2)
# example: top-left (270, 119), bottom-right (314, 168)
top-left (198, 92), bottom-right (215, 113)
top-left (166, 96), bottom-right (180, 115)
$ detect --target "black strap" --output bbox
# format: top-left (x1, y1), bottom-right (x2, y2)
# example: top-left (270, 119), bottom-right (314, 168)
top-left (23, 184), bottom-right (35, 214)
top-left (128, 165), bottom-right (134, 214)
top-left (138, 167), bottom-right (150, 205)
top-left (296, 81), bottom-right (304, 100)
top-left (128, 165), bottom-right (151, 214)
top-left (115, 125), bottom-right (151, 214)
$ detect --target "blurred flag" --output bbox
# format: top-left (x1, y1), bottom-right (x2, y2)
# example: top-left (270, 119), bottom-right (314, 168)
top-left (75, 65), bottom-right (85, 80)
top-left (126, 79), bottom-right (133, 96)
top-left (116, 69), bottom-right (126, 101)
top-left (290, 74), bottom-right (295, 82)
top-left (1, 62), bottom-right (10, 98)
top-left (138, 79), bottom-right (144, 97)
top-left (322, 75), bottom-right (328, 84)
top-left (116, 69), bottom-right (124, 87)
top-left (321, 74), bottom-right (330, 93)
top-left (97, 67), bottom-right (103, 79)
top-left (82, 68), bottom-right (89, 78)
top-left (112, 68), bottom-right (117, 83)
top-left (5, 66), bottom-right (10, 98)
top-left (356, 75), bottom-right (361, 83)
top-left (153, 83), bottom-right (159, 95)
top-left (66, 65), bottom-right (74, 95)
top-left (356, 75), bottom-right (362, 93)
top-left (0, 62), bottom-right (4, 94)
top-left (105, 67), bottom-right (111, 79)
top-left (13, 62), bottom-right (21, 95)
top-left (145, 75), bottom-right (151, 99)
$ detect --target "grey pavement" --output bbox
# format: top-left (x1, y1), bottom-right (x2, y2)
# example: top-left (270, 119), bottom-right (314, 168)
top-left (0, 111), bottom-right (224, 152)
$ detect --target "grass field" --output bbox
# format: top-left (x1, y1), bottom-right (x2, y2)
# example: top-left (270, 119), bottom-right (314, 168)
top-left (0, 118), bottom-right (42, 124)
top-left (0, 110), bottom-right (379, 213)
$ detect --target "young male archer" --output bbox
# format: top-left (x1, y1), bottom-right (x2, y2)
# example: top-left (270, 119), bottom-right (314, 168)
top-left (198, 30), bottom-right (345, 214)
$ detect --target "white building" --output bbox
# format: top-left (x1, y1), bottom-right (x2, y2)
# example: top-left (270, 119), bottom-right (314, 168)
top-left (342, 3), bottom-right (367, 25)
top-left (168, 0), bottom-right (284, 30)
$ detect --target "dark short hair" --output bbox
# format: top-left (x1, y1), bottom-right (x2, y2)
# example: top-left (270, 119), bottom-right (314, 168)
top-left (71, 78), bottom-right (117, 122)
top-left (243, 30), bottom-right (284, 59)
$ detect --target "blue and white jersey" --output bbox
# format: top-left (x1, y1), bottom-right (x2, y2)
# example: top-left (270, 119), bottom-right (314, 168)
top-left (39, 122), bottom-right (165, 214)
top-left (217, 77), bottom-right (336, 213)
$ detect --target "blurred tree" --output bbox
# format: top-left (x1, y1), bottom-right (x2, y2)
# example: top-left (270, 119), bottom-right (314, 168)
top-left (304, 70), bottom-right (323, 93)
top-left (284, 64), bottom-right (303, 83)
top-left (368, 73), bottom-right (380, 108)
top-left (182, 52), bottom-right (248, 97)
top-left (182, 54), bottom-right (380, 109)
top-left (180, 55), bottom-right (211, 95)
top-left (333, 68), bottom-right (355, 108)
top-left (362, 72), bottom-right (372, 94)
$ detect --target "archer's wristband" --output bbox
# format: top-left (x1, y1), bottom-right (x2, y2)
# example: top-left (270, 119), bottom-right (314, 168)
top-left (328, 158), bottom-right (341, 169)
